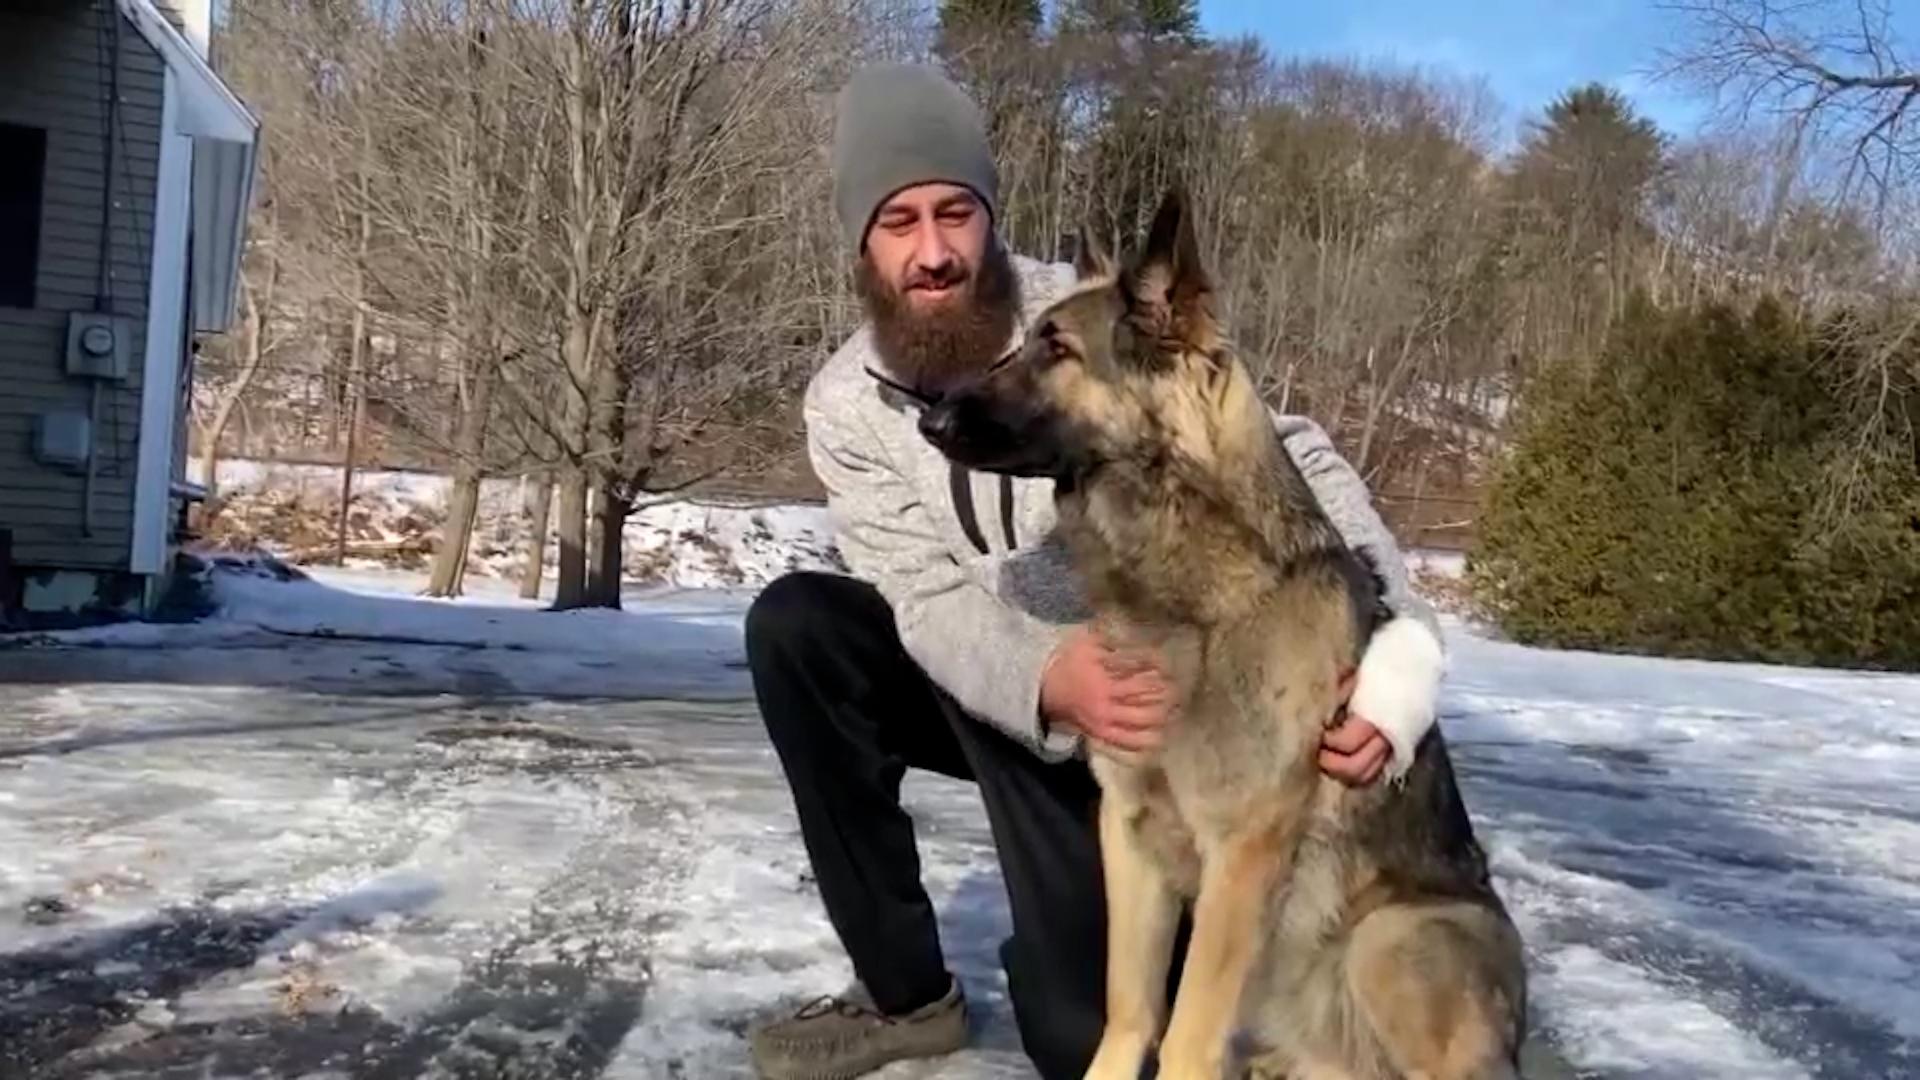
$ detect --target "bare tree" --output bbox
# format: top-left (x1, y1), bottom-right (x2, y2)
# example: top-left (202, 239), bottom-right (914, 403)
top-left (346, 0), bottom-right (555, 596)
top-left (200, 0), bottom-right (1920, 576)
top-left (457, 0), bottom-right (856, 609)
top-left (1655, 0), bottom-right (1917, 214)
top-left (192, 206), bottom-right (282, 513)
top-left (1656, 0), bottom-right (1918, 521)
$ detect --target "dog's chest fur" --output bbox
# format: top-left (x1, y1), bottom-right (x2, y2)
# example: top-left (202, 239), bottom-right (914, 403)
top-left (1059, 440), bottom-right (1396, 983)
top-left (1061, 461), bottom-right (1356, 878)
top-left (1060, 462), bottom-right (1283, 629)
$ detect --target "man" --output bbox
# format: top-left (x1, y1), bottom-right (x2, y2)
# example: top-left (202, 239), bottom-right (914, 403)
top-left (743, 62), bottom-right (1448, 1080)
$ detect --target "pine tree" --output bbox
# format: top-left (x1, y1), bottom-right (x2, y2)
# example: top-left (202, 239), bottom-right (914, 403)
top-left (1471, 294), bottom-right (1920, 669)
top-left (935, 0), bottom-right (1042, 56)
top-left (1057, 0), bottom-right (1212, 245)
top-left (1496, 82), bottom-right (1670, 370)
top-left (1056, 0), bottom-right (1199, 41)
top-left (1511, 82), bottom-right (1668, 254)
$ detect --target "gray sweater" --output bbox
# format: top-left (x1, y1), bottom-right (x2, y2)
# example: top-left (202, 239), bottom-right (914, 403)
top-left (803, 253), bottom-right (1444, 764)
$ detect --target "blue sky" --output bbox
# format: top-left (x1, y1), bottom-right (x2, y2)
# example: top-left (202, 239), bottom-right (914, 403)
top-left (1198, 0), bottom-right (1712, 143)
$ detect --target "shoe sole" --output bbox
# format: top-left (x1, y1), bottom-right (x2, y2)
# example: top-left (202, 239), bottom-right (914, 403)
top-left (750, 1025), bottom-right (969, 1080)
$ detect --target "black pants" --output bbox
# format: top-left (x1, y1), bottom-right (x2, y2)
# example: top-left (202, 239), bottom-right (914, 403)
top-left (745, 570), bottom-right (1119, 1080)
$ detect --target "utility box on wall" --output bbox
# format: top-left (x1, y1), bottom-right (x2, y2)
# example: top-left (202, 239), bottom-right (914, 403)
top-left (33, 409), bottom-right (93, 471)
top-left (65, 311), bottom-right (131, 381)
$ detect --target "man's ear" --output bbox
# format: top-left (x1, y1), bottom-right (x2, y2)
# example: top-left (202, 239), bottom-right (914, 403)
top-left (1071, 227), bottom-right (1116, 281)
top-left (1127, 185), bottom-right (1217, 350)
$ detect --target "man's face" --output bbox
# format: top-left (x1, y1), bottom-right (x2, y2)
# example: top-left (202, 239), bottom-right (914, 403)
top-left (865, 182), bottom-right (991, 306)
top-left (855, 182), bottom-right (1021, 396)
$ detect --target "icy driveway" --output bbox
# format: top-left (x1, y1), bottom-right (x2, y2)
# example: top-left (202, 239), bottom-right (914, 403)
top-left (0, 571), bottom-right (1916, 1078)
top-left (0, 604), bottom-right (1038, 1080)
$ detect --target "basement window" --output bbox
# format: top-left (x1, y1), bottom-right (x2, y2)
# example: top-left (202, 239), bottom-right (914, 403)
top-left (0, 122), bottom-right (48, 309)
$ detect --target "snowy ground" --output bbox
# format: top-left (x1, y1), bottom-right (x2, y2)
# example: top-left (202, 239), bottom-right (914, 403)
top-left (2, 560), bottom-right (1917, 1078)
top-left (196, 458), bottom-right (845, 590)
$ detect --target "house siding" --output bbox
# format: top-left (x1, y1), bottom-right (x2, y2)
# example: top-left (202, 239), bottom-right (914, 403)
top-left (0, 0), bottom-right (164, 573)
top-left (152, 0), bottom-right (185, 35)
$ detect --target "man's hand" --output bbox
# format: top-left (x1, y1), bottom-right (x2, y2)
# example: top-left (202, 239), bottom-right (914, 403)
top-left (1040, 624), bottom-right (1173, 754)
top-left (1319, 716), bottom-right (1392, 786)
top-left (1319, 667), bottom-right (1393, 786)
top-left (1041, 622), bottom-right (1400, 781)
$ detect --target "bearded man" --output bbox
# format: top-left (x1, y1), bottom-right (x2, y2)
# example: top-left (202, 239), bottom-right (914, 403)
top-left (742, 62), bottom-right (1449, 1080)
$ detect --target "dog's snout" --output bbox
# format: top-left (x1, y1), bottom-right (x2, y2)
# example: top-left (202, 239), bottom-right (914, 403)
top-left (918, 400), bottom-right (960, 447)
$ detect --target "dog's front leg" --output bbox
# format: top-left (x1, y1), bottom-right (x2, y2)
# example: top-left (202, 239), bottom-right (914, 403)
top-left (1082, 783), bottom-right (1182, 1080)
top-left (1153, 806), bottom-right (1307, 1080)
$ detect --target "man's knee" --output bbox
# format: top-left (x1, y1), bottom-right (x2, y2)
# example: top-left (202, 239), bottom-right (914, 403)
top-left (747, 571), bottom-right (829, 657)
top-left (744, 570), bottom-right (903, 729)
top-left (744, 571), bottom-right (877, 662)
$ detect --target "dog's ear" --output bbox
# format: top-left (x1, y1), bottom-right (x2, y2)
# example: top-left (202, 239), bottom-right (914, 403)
top-left (1071, 227), bottom-right (1116, 281)
top-left (1127, 185), bottom-right (1216, 350)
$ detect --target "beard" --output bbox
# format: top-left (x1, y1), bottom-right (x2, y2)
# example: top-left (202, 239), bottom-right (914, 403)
top-left (855, 237), bottom-right (1023, 398)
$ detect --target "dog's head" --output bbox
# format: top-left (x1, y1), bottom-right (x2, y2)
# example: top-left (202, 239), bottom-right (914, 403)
top-left (916, 185), bottom-right (1254, 481)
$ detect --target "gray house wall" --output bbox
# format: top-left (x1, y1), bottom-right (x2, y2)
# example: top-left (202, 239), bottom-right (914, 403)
top-left (152, 0), bottom-right (184, 34)
top-left (0, 0), bottom-right (164, 575)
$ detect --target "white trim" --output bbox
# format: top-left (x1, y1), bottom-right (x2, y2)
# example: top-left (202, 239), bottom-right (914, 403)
top-left (115, 0), bottom-right (256, 142)
top-left (116, 0), bottom-right (259, 333)
top-left (190, 135), bottom-right (256, 331)
top-left (131, 69), bottom-right (196, 577)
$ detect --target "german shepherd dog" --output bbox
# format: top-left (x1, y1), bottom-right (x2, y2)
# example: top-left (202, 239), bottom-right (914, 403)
top-left (914, 188), bottom-right (1528, 1080)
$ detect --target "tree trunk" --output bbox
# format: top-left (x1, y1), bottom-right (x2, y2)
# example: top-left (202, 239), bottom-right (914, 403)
top-left (239, 400), bottom-right (256, 459)
top-left (198, 250), bottom-right (276, 524)
top-left (334, 316), bottom-right (369, 566)
top-left (429, 475), bottom-right (479, 597)
top-left (425, 461), bottom-right (481, 599)
top-left (580, 337), bottom-right (628, 609)
top-left (585, 485), bottom-right (627, 609)
top-left (551, 25), bottom-right (596, 612)
top-left (333, 173), bottom-right (373, 567)
top-left (551, 468), bottom-right (590, 608)
top-left (326, 361), bottom-right (343, 452)
top-left (424, 351), bottom-right (498, 598)
top-left (551, 330), bottom-right (596, 609)
top-left (519, 471), bottom-right (553, 600)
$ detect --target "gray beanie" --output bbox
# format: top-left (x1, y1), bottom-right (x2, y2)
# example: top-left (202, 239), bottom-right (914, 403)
top-left (831, 62), bottom-right (999, 254)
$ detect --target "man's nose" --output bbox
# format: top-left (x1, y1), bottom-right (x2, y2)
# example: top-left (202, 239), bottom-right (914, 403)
top-left (913, 225), bottom-right (956, 272)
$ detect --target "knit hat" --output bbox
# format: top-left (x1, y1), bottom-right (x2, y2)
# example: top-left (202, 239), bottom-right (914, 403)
top-left (830, 62), bottom-right (999, 254)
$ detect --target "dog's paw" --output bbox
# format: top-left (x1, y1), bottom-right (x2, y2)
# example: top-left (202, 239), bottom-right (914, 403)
top-left (1080, 1039), bottom-right (1154, 1080)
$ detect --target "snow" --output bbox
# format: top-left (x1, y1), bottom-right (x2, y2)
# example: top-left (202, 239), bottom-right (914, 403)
top-left (1405, 545), bottom-right (1466, 579)
top-left (2, 515), bottom-right (1918, 1077)
top-left (197, 458), bottom-right (844, 589)
top-left (18, 562), bottom-right (756, 703)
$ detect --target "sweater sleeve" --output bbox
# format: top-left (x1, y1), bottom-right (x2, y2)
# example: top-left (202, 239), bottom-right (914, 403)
top-left (1273, 412), bottom-right (1448, 780)
top-left (805, 383), bottom-right (1083, 762)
